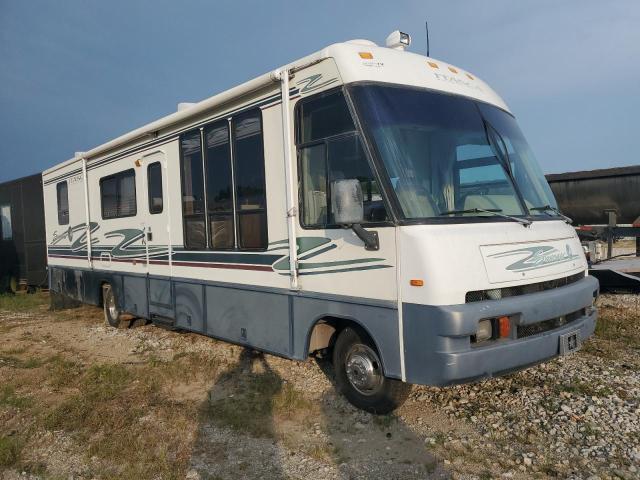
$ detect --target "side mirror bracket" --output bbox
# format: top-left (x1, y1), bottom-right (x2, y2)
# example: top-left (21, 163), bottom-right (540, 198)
top-left (351, 223), bottom-right (379, 251)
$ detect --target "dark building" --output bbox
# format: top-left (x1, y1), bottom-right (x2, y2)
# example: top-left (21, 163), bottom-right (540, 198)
top-left (546, 165), bottom-right (640, 226)
top-left (0, 173), bottom-right (47, 292)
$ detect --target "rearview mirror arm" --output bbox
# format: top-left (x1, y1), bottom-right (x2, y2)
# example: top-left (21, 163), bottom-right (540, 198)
top-left (351, 224), bottom-right (379, 251)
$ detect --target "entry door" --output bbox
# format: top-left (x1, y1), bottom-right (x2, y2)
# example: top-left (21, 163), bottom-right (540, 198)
top-left (141, 151), bottom-right (174, 318)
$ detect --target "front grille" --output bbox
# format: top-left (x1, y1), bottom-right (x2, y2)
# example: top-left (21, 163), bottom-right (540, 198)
top-left (465, 272), bottom-right (584, 303)
top-left (516, 309), bottom-right (585, 339)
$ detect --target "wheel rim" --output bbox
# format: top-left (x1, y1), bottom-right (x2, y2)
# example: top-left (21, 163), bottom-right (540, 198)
top-left (106, 289), bottom-right (118, 319)
top-left (345, 343), bottom-right (384, 396)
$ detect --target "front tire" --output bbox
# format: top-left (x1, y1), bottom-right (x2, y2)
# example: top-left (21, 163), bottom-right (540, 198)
top-left (103, 284), bottom-right (125, 328)
top-left (333, 327), bottom-right (411, 414)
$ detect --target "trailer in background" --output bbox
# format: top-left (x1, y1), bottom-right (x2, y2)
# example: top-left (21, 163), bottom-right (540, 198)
top-left (546, 165), bottom-right (640, 292)
top-left (0, 173), bottom-right (48, 292)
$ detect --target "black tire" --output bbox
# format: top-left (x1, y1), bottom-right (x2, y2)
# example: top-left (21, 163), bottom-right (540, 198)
top-left (333, 327), bottom-right (411, 414)
top-left (102, 284), bottom-right (125, 328)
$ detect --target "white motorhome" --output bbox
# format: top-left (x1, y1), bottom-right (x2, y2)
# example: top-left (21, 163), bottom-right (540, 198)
top-left (43, 31), bottom-right (598, 413)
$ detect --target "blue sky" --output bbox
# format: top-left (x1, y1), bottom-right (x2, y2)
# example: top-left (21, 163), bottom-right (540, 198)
top-left (1, 0), bottom-right (638, 182)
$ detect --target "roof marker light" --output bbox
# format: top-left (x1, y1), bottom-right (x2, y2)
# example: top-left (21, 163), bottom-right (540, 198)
top-left (427, 61), bottom-right (439, 69)
top-left (448, 66), bottom-right (458, 74)
top-left (466, 73), bottom-right (474, 80)
top-left (358, 52), bottom-right (373, 59)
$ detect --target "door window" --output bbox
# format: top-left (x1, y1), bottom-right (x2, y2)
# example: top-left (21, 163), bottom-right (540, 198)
top-left (147, 162), bottom-right (163, 214)
top-left (56, 181), bottom-right (69, 225)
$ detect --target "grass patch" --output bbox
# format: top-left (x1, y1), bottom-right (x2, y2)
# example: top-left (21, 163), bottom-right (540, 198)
top-left (0, 385), bottom-right (33, 409)
top-left (373, 414), bottom-right (396, 429)
top-left (0, 435), bottom-right (24, 467)
top-left (0, 292), bottom-right (48, 312)
top-left (560, 379), bottom-right (612, 398)
top-left (594, 306), bottom-right (640, 348)
top-left (0, 354), bottom-right (43, 369)
top-left (48, 355), bottom-right (84, 388)
top-left (45, 364), bottom-right (132, 431)
top-left (41, 362), bottom-right (196, 479)
top-left (205, 366), bottom-right (312, 438)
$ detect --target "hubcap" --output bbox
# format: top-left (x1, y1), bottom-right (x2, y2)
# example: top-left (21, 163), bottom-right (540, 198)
top-left (345, 344), bottom-right (383, 395)
top-left (106, 289), bottom-right (118, 319)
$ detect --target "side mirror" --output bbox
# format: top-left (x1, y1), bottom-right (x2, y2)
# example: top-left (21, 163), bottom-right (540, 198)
top-left (331, 179), bottom-right (379, 251)
top-left (332, 179), bottom-right (364, 225)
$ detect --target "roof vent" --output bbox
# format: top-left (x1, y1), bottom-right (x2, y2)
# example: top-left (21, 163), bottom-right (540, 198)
top-left (385, 30), bottom-right (411, 51)
top-left (177, 102), bottom-right (196, 112)
top-left (345, 39), bottom-right (378, 47)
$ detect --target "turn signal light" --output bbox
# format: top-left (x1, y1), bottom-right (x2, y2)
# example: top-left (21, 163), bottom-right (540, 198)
top-left (498, 316), bottom-right (511, 338)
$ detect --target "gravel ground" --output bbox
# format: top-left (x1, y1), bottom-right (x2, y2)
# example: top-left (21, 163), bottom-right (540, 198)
top-left (1, 293), bottom-right (638, 479)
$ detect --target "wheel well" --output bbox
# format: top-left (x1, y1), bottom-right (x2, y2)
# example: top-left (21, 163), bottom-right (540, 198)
top-left (306, 316), bottom-right (376, 357)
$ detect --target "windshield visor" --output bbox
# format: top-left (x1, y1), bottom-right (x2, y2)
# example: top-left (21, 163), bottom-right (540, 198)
top-left (350, 84), bottom-right (558, 221)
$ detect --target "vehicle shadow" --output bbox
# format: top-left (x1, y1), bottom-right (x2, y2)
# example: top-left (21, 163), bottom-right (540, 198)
top-left (189, 347), bottom-right (286, 479)
top-left (314, 356), bottom-right (451, 479)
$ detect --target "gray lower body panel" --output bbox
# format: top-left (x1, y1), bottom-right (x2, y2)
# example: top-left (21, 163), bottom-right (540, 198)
top-left (47, 266), bottom-right (402, 379)
top-left (402, 276), bottom-right (600, 386)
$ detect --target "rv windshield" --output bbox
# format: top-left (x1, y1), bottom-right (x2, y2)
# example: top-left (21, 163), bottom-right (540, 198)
top-left (349, 84), bottom-right (558, 221)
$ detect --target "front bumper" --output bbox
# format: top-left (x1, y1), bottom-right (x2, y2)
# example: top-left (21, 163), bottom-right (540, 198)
top-left (402, 275), bottom-right (599, 386)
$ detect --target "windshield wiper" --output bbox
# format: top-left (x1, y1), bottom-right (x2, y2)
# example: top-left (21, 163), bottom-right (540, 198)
top-left (439, 207), bottom-right (531, 227)
top-left (530, 205), bottom-right (573, 224)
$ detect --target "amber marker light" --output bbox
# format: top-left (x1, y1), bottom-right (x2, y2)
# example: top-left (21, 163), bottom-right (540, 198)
top-left (427, 61), bottom-right (439, 69)
top-left (498, 316), bottom-right (511, 338)
top-left (410, 279), bottom-right (424, 287)
top-left (358, 52), bottom-right (373, 59)
top-left (448, 66), bottom-right (458, 74)
top-left (466, 73), bottom-right (474, 80)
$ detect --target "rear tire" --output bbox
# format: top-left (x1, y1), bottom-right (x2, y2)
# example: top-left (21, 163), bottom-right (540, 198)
top-left (333, 327), bottom-right (411, 414)
top-left (103, 284), bottom-right (126, 328)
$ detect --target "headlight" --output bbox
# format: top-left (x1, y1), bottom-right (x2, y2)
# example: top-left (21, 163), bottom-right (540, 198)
top-left (476, 319), bottom-right (493, 342)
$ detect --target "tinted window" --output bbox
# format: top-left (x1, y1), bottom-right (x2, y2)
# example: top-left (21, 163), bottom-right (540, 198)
top-left (180, 109), bottom-right (268, 250)
top-left (297, 90), bottom-right (387, 227)
top-left (0, 204), bottom-right (12, 240)
top-left (147, 162), bottom-right (163, 214)
top-left (100, 170), bottom-right (137, 219)
top-left (180, 131), bottom-right (206, 249)
top-left (205, 121), bottom-right (234, 249)
top-left (56, 181), bottom-right (69, 225)
top-left (298, 90), bottom-right (355, 144)
top-left (233, 110), bottom-right (267, 249)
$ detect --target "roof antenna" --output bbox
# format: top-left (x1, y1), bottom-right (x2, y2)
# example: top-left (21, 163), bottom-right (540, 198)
top-left (425, 20), bottom-right (430, 57)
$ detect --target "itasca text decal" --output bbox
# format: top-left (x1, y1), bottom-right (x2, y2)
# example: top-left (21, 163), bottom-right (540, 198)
top-left (489, 245), bottom-right (580, 272)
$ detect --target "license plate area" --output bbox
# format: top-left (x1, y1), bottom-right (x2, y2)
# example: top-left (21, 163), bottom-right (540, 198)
top-left (559, 330), bottom-right (581, 355)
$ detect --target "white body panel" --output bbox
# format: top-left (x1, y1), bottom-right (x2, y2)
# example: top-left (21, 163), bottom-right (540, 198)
top-left (399, 221), bottom-right (586, 306)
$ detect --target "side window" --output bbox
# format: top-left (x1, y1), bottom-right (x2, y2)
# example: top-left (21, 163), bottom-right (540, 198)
top-left (297, 89), bottom-right (387, 228)
top-left (0, 204), bottom-right (12, 240)
top-left (233, 110), bottom-right (267, 249)
top-left (205, 121), bottom-right (234, 249)
top-left (100, 169), bottom-right (137, 219)
top-left (180, 131), bottom-right (206, 249)
top-left (180, 108), bottom-right (268, 250)
top-left (56, 181), bottom-right (69, 225)
top-left (147, 162), bottom-right (163, 214)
